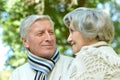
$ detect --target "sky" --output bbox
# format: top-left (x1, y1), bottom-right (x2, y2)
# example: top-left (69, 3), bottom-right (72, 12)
top-left (0, 27), bottom-right (9, 71)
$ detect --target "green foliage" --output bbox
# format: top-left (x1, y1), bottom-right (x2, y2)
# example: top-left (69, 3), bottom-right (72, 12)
top-left (0, 0), bottom-right (120, 70)
top-left (0, 70), bottom-right (11, 80)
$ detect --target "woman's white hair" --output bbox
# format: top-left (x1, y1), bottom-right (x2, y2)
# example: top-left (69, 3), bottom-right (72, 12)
top-left (63, 7), bottom-right (114, 43)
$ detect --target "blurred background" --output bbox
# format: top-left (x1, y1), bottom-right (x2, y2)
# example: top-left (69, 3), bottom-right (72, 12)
top-left (0, 0), bottom-right (120, 80)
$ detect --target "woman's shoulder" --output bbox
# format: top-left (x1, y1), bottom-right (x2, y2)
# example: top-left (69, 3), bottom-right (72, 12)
top-left (75, 45), bottom-right (120, 68)
top-left (70, 46), bottom-right (120, 80)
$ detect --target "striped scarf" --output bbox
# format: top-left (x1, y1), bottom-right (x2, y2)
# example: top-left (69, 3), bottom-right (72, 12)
top-left (28, 49), bottom-right (60, 80)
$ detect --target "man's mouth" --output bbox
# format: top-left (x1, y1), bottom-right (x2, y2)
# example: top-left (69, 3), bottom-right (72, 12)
top-left (43, 45), bottom-right (53, 47)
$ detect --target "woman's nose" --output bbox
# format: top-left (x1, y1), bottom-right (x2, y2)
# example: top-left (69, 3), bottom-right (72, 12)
top-left (67, 34), bottom-right (72, 44)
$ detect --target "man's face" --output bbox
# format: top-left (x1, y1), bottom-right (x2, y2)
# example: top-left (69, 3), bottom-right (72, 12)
top-left (22, 19), bottom-right (56, 59)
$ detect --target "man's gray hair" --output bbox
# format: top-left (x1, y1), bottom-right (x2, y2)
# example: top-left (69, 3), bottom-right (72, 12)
top-left (20, 15), bottom-right (54, 38)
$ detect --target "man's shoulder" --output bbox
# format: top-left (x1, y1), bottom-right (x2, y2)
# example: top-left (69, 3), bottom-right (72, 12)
top-left (12, 63), bottom-right (30, 73)
top-left (60, 54), bottom-right (73, 60)
top-left (9, 63), bottom-right (35, 80)
top-left (58, 54), bottom-right (73, 65)
top-left (17, 63), bottom-right (29, 69)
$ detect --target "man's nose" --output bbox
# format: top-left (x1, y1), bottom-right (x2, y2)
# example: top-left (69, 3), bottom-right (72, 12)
top-left (45, 32), bottom-right (52, 41)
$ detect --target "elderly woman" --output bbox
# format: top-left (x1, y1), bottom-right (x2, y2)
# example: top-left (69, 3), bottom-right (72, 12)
top-left (63, 7), bottom-right (120, 80)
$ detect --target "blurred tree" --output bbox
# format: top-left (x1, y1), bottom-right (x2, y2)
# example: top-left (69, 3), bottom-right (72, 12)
top-left (0, 70), bottom-right (11, 80)
top-left (0, 0), bottom-right (119, 70)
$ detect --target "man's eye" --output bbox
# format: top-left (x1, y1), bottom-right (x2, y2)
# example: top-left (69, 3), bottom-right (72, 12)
top-left (49, 31), bottom-right (54, 34)
top-left (37, 32), bottom-right (43, 36)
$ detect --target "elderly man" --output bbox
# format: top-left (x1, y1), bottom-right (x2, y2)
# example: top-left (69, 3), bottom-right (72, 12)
top-left (9, 15), bottom-right (73, 80)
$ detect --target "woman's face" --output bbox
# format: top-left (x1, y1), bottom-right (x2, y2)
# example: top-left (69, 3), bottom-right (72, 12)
top-left (67, 24), bottom-right (91, 54)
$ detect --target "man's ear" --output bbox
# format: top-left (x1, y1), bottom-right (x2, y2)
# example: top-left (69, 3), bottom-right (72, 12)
top-left (22, 38), bottom-right (29, 48)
